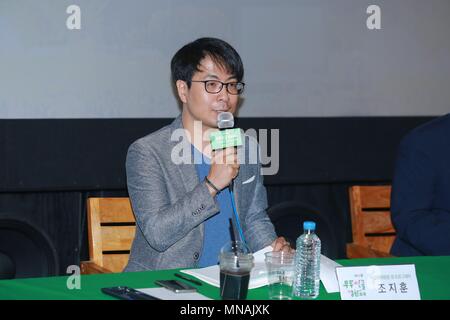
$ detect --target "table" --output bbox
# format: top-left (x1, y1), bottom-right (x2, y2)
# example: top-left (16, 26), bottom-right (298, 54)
top-left (1, 256), bottom-right (449, 300)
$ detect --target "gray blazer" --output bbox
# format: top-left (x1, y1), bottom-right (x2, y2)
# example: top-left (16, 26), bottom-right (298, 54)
top-left (124, 115), bottom-right (277, 272)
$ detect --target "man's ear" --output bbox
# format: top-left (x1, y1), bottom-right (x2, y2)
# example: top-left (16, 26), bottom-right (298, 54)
top-left (175, 80), bottom-right (188, 104)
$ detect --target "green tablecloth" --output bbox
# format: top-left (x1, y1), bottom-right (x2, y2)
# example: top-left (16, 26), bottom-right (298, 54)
top-left (1, 256), bottom-right (449, 300)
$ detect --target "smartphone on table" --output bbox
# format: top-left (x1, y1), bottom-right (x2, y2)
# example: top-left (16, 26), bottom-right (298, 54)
top-left (155, 279), bottom-right (197, 293)
top-left (101, 286), bottom-right (161, 300)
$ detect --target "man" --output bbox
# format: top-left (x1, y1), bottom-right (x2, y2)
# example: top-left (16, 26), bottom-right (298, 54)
top-left (390, 113), bottom-right (450, 256)
top-left (124, 38), bottom-right (291, 271)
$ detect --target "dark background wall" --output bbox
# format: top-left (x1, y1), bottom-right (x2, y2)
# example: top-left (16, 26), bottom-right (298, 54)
top-left (0, 116), bottom-right (434, 274)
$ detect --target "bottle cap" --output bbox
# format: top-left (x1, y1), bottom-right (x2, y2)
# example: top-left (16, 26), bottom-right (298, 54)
top-left (303, 221), bottom-right (316, 231)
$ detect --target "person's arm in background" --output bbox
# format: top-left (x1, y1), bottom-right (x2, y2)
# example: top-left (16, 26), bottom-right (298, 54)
top-left (391, 135), bottom-right (450, 255)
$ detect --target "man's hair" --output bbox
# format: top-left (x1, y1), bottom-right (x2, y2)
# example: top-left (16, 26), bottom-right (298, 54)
top-left (171, 37), bottom-right (244, 87)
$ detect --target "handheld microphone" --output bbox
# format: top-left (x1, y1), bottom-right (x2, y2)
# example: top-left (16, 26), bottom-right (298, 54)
top-left (214, 112), bottom-right (239, 191)
top-left (210, 112), bottom-right (247, 247)
top-left (210, 112), bottom-right (242, 151)
top-left (217, 111), bottom-right (234, 130)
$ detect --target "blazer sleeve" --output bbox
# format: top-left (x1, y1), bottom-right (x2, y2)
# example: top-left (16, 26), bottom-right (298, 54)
top-left (242, 148), bottom-right (277, 252)
top-left (126, 141), bottom-right (220, 252)
top-left (391, 136), bottom-right (450, 255)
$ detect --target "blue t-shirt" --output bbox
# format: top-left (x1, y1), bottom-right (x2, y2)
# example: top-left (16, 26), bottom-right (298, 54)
top-left (192, 145), bottom-right (234, 267)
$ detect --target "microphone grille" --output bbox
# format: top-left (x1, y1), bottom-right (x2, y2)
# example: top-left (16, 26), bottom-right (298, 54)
top-left (217, 112), bottom-right (234, 129)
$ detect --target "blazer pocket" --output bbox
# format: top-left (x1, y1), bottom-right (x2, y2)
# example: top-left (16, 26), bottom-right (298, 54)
top-left (242, 175), bottom-right (255, 185)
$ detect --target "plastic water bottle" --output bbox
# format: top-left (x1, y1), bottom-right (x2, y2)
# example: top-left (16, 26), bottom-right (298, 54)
top-left (293, 221), bottom-right (321, 299)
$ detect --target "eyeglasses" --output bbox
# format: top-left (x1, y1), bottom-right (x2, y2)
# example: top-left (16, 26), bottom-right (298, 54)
top-left (191, 80), bottom-right (245, 95)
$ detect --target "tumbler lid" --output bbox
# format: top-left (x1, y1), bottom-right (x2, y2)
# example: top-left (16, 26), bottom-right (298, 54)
top-left (220, 241), bottom-right (251, 255)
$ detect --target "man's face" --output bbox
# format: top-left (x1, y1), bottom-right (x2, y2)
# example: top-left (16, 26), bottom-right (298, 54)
top-left (177, 55), bottom-right (240, 131)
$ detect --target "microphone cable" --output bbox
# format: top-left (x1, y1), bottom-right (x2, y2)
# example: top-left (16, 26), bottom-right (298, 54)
top-left (229, 182), bottom-right (248, 249)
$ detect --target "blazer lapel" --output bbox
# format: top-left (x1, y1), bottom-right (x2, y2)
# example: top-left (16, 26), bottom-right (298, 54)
top-left (167, 114), bottom-right (244, 216)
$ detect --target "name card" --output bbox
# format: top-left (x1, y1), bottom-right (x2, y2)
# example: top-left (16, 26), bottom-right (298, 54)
top-left (336, 264), bottom-right (420, 300)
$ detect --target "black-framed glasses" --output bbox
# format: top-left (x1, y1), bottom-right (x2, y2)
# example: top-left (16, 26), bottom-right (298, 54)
top-left (191, 80), bottom-right (245, 95)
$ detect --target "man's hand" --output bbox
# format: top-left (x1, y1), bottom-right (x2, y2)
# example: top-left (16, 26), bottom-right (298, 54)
top-left (206, 147), bottom-right (239, 196)
top-left (271, 236), bottom-right (295, 254)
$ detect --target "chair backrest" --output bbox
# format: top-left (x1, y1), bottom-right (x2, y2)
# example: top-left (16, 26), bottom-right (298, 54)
top-left (348, 186), bottom-right (395, 254)
top-left (86, 197), bottom-right (136, 273)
